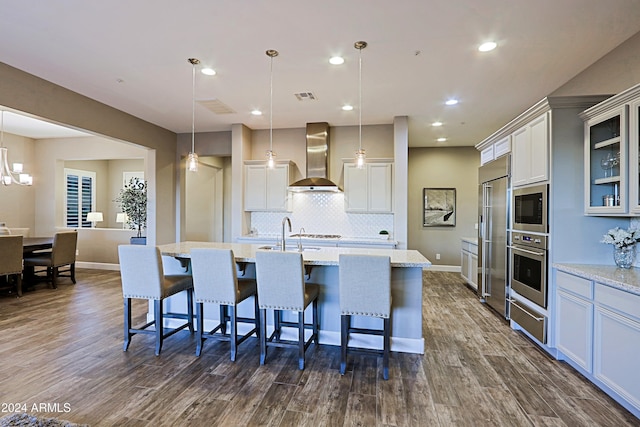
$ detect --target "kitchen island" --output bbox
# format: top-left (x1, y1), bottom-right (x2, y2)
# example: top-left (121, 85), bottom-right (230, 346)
top-left (158, 242), bottom-right (430, 354)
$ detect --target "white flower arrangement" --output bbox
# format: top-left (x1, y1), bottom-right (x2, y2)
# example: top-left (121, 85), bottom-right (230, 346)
top-left (601, 227), bottom-right (640, 249)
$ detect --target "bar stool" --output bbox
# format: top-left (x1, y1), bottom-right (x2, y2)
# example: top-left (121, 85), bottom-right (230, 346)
top-left (118, 245), bottom-right (194, 356)
top-left (339, 254), bottom-right (392, 380)
top-left (255, 250), bottom-right (319, 370)
top-left (190, 248), bottom-right (259, 361)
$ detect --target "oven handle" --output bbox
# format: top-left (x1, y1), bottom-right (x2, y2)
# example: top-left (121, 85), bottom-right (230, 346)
top-left (508, 298), bottom-right (544, 321)
top-left (507, 245), bottom-right (545, 257)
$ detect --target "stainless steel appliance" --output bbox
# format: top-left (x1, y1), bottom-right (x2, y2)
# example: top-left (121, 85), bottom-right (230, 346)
top-left (512, 184), bottom-right (548, 233)
top-left (477, 156), bottom-right (510, 318)
top-left (509, 232), bottom-right (548, 308)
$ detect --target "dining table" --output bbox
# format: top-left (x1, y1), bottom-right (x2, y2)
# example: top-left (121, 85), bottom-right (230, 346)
top-left (22, 237), bottom-right (54, 254)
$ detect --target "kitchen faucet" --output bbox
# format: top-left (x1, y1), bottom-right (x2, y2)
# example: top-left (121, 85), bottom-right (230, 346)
top-left (281, 216), bottom-right (292, 251)
top-left (297, 227), bottom-right (306, 252)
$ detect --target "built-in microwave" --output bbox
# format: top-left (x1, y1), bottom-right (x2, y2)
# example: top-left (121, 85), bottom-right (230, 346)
top-left (512, 184), bottom-right (548, 234)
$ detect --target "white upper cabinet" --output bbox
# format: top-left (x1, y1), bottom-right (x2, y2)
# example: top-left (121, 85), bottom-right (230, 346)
top-left (512, 113), bottom-right (549, 187)
top-left (344, 160), bottom-right (393, 213)
top-left (479, 135), bottom-right (511, 166)
top-left (244, 161), bottom-right (294, 211)
top-left (580, 83), bottom-right (640, 216)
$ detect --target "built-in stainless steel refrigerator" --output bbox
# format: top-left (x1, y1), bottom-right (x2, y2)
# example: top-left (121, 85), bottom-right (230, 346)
top-left (477, 155), bottom-right (510, 318)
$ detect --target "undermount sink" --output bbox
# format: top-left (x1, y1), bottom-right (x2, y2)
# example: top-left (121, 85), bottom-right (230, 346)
top-left (258, 245), bottom-right (321, 252)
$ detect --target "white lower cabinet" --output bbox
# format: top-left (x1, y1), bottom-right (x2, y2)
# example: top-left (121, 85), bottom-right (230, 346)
top-left (460, 239), bottom-right (478, 291)
top-left (556, 289), bottom-right (593, 372)
top-left (593, 284), bottom-right (640, 411)
top-left (554, 269), bottom-right (640, 416)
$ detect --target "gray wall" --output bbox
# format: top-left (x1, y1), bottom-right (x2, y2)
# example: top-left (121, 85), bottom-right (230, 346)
top-left (408, 146), bottom-right (480, 266)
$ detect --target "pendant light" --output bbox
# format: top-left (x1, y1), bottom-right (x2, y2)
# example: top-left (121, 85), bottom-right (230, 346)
top-left (0, 111), bottom-right (33, 186)
top-left (265, 49), bottom-right (279, 169)
top-left (355, 41), bottom-right (367, 169)
top-left (186, 58), bottom-right (200, 172)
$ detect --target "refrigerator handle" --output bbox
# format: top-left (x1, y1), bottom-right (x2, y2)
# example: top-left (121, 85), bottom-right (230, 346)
top-left (481, 183), bottom-right (492, 298)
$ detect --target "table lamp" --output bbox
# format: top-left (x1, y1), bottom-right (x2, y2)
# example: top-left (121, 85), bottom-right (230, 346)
top-left (116, 213), bottom-right (128, 229)
top-left (86, 212), bottom-right (103, 228)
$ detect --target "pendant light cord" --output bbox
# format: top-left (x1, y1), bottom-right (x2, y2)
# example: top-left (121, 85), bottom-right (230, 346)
top-left (269, 53), bottom-right (273, 152)
top-left (191, 61), bottom-right (196, 154)
top-left (358, 46), bottom-right (362, 152)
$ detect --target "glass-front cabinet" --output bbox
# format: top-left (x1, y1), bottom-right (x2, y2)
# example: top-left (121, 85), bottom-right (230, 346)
top-left (629, 98), bottom-right (640, 214)
top-left (584, 108), bottom-right (627, 215)
top-left (582, 83), bottom-right (640, 216)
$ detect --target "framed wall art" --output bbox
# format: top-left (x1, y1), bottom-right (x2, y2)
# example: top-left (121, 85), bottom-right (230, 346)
top-left (423, 188), bottom-right (456, 227)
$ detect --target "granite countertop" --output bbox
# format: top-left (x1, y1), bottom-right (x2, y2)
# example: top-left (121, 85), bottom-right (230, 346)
top-left (554, 263), bottom-right (640, 296)
top-left (236, 234), bottom-right (398, 246)
top-left (158, 241), bottom-right (431, 268)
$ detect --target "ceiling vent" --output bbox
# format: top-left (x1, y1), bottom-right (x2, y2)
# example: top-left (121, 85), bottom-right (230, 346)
top-left (198, 99), bottom-right (236, 114)
top-left (294, 92), bottom-right (317, 101)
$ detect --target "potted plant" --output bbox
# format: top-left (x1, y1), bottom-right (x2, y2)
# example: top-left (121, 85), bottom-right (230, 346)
top-left (115, 177), bottom-right (147, 245)
top-left (379, 230), bottom-right (390, 240)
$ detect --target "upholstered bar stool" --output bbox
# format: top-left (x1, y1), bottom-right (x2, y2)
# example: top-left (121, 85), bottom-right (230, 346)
top-left (190, 248), bottom-right (259, 361)
top-left (255, 250), bottom-right (319, 370)
top-left (118, 245), bottom-right (194, 356)
top-left (0, 235), bottom-right (23, 296)
top-left (339, 254), bottom-right (392, 380)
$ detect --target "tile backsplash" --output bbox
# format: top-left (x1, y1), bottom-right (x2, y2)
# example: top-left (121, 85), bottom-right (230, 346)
top-left (250, 192), bottom-right (393, 238)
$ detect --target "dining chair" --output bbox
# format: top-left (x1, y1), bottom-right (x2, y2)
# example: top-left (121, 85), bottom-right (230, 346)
top-left (23, 230), bottom-right (77, 289)
top-left (190, 248), bottom-right (259, 360)
top-left (0, 235), bottom-right (24, 296)
top-left (339, 254), bottom-right (392, 380)
top-left (118, 244), bottom-right (194, 356)
top-left (255, 250), bottom-right (319, 370)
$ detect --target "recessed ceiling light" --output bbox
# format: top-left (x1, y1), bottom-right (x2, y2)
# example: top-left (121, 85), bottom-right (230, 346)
top-left (437, 137), bottom-right (447, 142)
top-left (201, 67), bottom-right (216, 76)
top-left (478, 42), bottom-right (497, 52)
top-left (329, 56), bottom-right (345, 65)
top-left (445, 99), bottom-right (458, 106)
top-left (432, 121), bottom-right (443, 127)
top-left (251, 109), bottom-right (262, 116)
top-left (342, 105), bottom-right (354, 111)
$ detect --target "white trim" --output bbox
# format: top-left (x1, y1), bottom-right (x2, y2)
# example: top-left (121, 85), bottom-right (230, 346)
top-left (76, 261), bottom-right (120, 271)
top-left (427, 264), bottom-right (461, 272)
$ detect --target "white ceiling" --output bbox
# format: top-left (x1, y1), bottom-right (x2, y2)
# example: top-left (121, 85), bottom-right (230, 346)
top-left (1, 1), bottom-right (640, 146)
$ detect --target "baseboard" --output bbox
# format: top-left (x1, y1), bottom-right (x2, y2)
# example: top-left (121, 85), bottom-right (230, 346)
top-left (427, 264), bottom-right (461, 272)
top-left (76, 261), bottom-right (120, 271)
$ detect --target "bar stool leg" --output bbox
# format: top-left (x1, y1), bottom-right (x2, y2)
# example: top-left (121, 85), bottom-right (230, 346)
top-left (259, 308), bottom-right (267, 365)
top-left (298, 311), bottom-right (305, 370)
top-left (312, 298), bottom-right (319, 345)
top-left (195, 302), bottom-right (205, 356)
top-left (219, 304), bottom-right (227, 335)
top-left (154, 299), bottom-right (164, 356)
top-left (187, 288), bottom-right (194, 334)
top-left (230, 305), bottom-right (238, 362)
top-left (383, 317), bottom-right (390, 380)
top-left (123, 298), bottom-right (132, 352)
top-left (340, 314), bottom-right (350, 375)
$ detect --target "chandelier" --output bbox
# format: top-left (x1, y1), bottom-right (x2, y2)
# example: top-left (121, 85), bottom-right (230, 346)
top-left (1, 111), bottom-right (33, 186)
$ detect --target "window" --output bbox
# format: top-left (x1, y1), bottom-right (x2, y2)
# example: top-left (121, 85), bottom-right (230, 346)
top-left (64, 168), bottom-right (96, 228)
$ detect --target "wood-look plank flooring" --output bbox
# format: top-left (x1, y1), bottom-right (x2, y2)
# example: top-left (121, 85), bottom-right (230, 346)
top-left (0, 269), bottom-right (638, 426)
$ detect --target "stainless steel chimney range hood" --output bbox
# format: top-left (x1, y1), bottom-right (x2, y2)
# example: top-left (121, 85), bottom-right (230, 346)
top-left (288, 122), bottom-right (341, 192)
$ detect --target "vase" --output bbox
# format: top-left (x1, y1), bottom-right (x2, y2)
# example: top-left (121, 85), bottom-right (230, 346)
top-left (613, 245), bottom-right (636, 269)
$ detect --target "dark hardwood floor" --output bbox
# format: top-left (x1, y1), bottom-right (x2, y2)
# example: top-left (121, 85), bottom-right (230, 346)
top-left (0, 269), bottom-right (637, 426)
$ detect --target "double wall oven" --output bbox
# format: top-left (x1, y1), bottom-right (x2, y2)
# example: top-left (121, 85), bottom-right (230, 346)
top-left (509, 184), bottom-right (549, 343)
